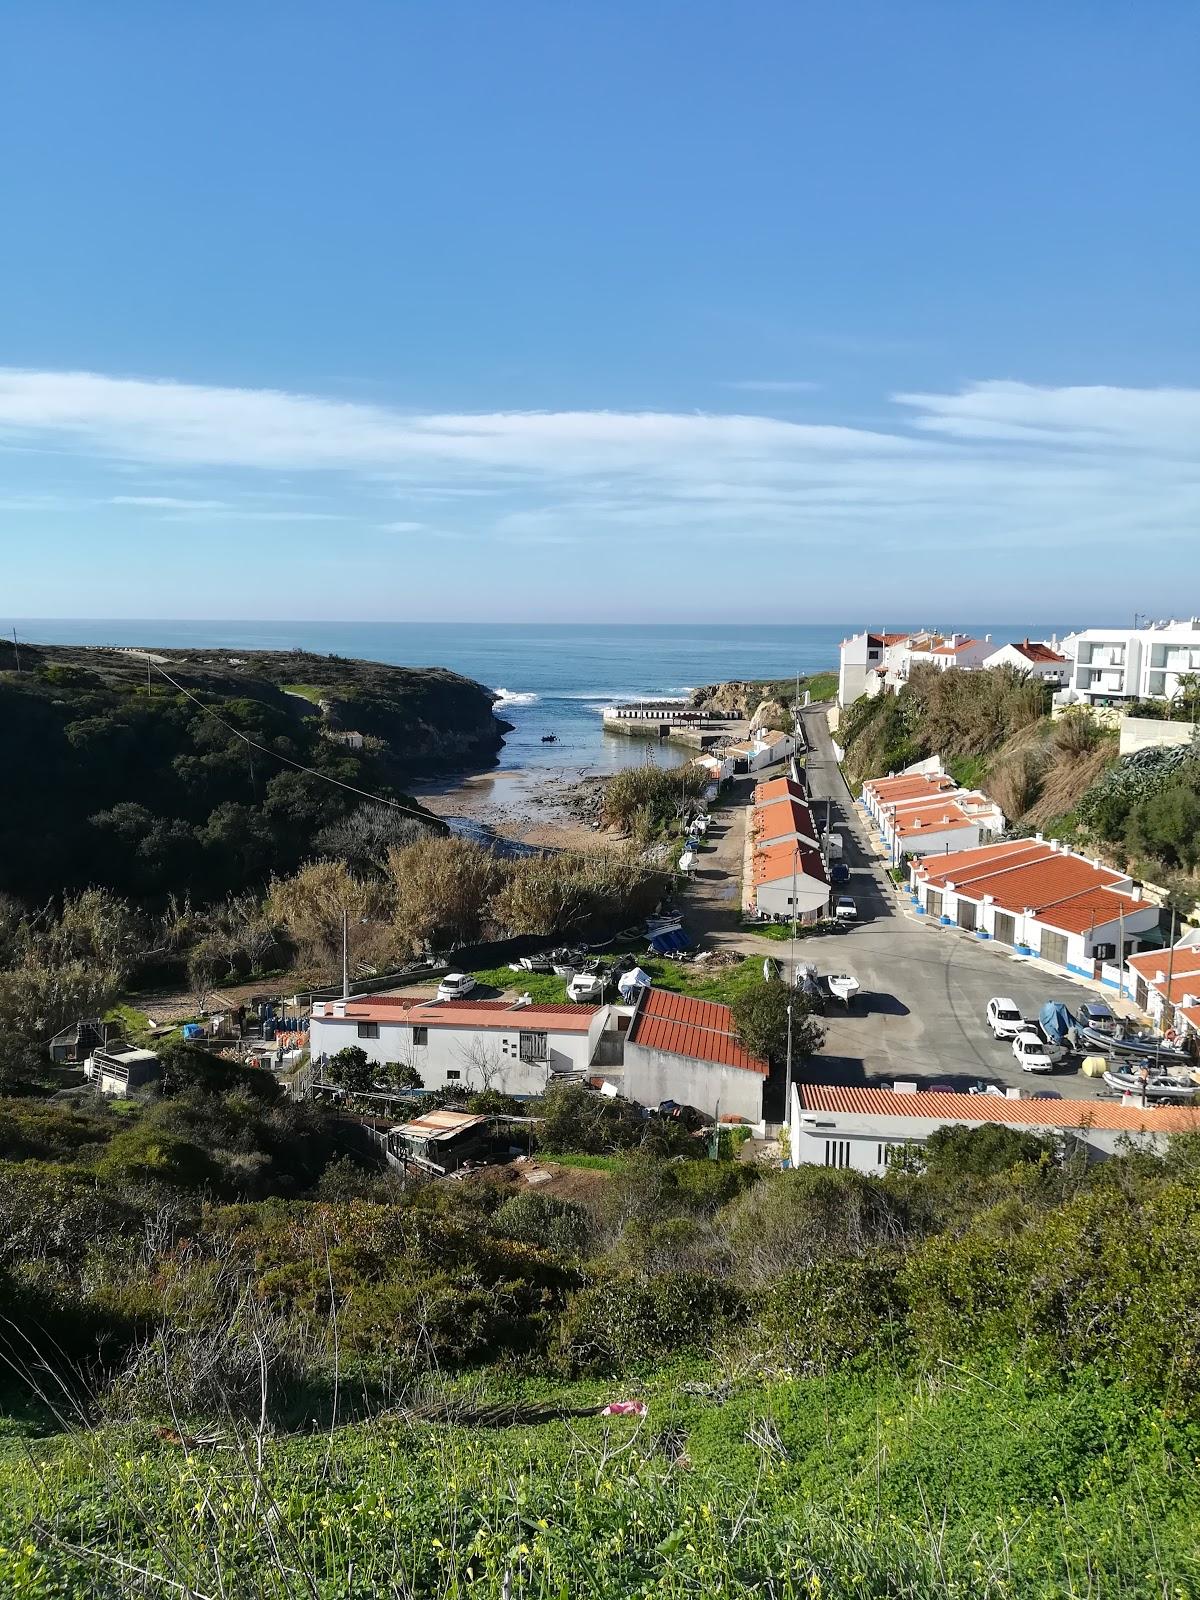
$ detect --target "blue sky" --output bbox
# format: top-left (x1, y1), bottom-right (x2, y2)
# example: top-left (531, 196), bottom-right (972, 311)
top-left (0, 1), bottom-right (1196, 622)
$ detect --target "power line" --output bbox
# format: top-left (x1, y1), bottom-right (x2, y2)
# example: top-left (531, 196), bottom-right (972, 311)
top-left (148, 660), bottom-right (437, 825)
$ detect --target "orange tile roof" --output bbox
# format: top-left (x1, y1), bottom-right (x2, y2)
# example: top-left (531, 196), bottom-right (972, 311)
top-left (865, 773), bottom-right (957, 802)
top-left (798, 1083), bottom-right (1200, 1132)
top-left (1010, 639), bottom-right (1067, 664)
top-left (893, 802), bottom-right (976, 837)
top-left (629, 987), bottom-right (767, 1074)
top-left (315, 997), bottom-right (598, 1032)
top-left (914, 842), bottom-right (1149, 937)
top-left (752, 840), bottom-right (829, 886)
top-left (753, 799), bottom-right (819, 844)
top-left (1127, 946), bottom-right (1200, 982)
top-left (932, 636), bottom-right (985, 655)
top-left (754, 776), bottom-right (807, 805)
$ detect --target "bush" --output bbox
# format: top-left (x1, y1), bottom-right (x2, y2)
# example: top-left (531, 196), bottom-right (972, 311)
top-left (557, 1269), bottom-right (746, 1373)
top-left (754, 1256), bottom-right (907, 1372)
top-left (491, 1192), bottom-right (593, 1256)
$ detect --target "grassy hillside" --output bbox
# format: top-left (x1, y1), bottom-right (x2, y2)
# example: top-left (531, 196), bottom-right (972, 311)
top-left (0, 640), bottom-right (501, 905)
top-left (4, 1063), bottom-right (1200, 1597)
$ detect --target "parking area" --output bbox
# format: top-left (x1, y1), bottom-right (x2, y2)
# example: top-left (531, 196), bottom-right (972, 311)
top-left (794, 707), bottom-right (1134, 1101)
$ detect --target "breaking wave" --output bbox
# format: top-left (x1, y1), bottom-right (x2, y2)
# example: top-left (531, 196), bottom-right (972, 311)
top-left (493, 688), bottom-right (540, 706)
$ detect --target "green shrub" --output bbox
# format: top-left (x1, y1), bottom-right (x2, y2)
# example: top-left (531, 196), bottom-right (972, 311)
top-left (557, 1269), bottom-right (746, 1373)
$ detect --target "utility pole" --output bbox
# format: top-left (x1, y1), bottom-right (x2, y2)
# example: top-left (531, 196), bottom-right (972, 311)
top-left (342, 908), bottom-right (350, 1001)
top-left (1155, 907), bottom-right (1178, 1075)
top-left (10, 629), bottom-right (20, 674)
top-left (784, 844), bottom-right (799, 1125)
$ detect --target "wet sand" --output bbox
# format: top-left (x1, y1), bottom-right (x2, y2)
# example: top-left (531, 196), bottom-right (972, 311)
top-left (417, 768), bottom-right (613, 852)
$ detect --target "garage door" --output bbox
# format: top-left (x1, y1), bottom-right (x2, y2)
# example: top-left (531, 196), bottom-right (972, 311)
top-left (925, 890), bottom-right (943, 920)
top-left (1040, 929), bottom-right (1069, 967)
top-left (956, 900), bottom-right (977, 932)
top-left (993, 911), bottom-right (1017, 947)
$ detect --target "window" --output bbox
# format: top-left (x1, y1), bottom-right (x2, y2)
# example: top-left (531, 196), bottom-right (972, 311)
top-left (823, 1139), bottom-right (851, 1168)
top-left (446, 1069), bottom-right (461, 1081)
top-left (357, 1022), bottom-right (379, 1039)
top-left (412, 1026), bottom-right (428, 1047)
top-left (519, 1031), bottom-right (548, 1062)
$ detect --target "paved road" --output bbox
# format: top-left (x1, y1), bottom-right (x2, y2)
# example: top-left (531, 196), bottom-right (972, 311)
top-left (790, 706), bottom-right (1120, 1100)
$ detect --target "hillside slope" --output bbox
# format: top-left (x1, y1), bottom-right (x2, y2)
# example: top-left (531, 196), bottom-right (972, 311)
top-left (0, 640), bottom-right (504, 905)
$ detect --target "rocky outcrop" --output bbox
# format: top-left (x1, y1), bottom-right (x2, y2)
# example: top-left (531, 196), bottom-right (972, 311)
top-left (690, 681), bottom-right (761, 718)
top-left (750, 698), bottom-right (790, 733)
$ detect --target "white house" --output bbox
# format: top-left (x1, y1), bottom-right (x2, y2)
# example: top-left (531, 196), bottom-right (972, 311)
top-left (1067, 620), bottom-right (1200, 706)
top-left (790, 1082), bottom-right (1200, 1174)
top-left (878, 789), bottom-right (1005, 862)
top-left (838, 630), bottom-right (912, 706)
top-left (982, 638), bottom-right (1070, 684)
top-left (862, 770), bottom-right (959, 828)
top-left (309, 994), bottom-right (608, 1096)
top-left (1126, 943), bottom-right (1200, 1042)
top-left (909, 839), bottom-right (1160, 981)
top-left (623, 986), bottom-right (768, 1123)
top-left (751, 794), bottom-right (822, 852)
top-left (752, 840), bottom-right (830, 921)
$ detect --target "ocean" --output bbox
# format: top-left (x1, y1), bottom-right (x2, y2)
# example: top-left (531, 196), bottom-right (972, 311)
top-left (6, 620), bottom-right (1075, 779)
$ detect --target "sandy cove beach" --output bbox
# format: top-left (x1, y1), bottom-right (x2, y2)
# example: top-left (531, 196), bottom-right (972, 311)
top-left (416, 769), bottom-right (614, 852)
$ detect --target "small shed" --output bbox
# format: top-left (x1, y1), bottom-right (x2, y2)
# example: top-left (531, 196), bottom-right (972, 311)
top-left (388, 1109), bottom-right (491, 1174)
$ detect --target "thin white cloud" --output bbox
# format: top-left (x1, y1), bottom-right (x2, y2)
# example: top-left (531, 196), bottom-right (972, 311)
top-left (111, 494), bottom-right (230, 509)
top-left (0, 368), bottom-right (1195, 564)
top-left (724, 379), bottom-right (819, 393)
top-left (377, 520), bottom-right (424, 532)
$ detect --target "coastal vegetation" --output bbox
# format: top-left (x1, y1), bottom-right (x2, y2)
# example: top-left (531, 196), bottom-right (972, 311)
top-left (0, 640), bottom-right (505, 907)
top-left (3, 1077), bottom-right (1200, 1595)
top-left (601, 762), bottom-right (708, 841)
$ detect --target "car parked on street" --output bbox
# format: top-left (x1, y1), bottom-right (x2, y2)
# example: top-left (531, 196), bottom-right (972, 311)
top-left (1012, 1030), bottom-right (1055, 1072)
top-left (829, 861), bottom-right (851, 886)
top-left (986, 997), bottom-right (1025, 1039)
top-left (834, 896), bottom-right (858, 921)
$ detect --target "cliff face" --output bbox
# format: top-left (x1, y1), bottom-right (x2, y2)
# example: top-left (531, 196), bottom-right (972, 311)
top-left (689, 681), bottom-right (761, 718)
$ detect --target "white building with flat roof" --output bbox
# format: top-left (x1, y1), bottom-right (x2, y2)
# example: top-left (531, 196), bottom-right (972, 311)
top-left (1067, 620), bottom-right (1200, 706)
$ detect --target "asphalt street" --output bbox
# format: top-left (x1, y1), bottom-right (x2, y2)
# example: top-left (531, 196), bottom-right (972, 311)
top-left (792, 707), bottom-right (1124, 1101)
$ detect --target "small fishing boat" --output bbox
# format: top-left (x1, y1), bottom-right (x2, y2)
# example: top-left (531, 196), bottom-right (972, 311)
top-left (541, 734), bottom-right (558, 742)
top-left (827, 974), bottom-right (860, 1005)
top-left (1103, 1063), bottom-right (1197, 1101)
top-left (1081, 1025), bottom-right (1191, 1065)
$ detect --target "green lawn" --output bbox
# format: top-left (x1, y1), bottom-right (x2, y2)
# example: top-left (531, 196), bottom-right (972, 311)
top-left (281, 682), bottom-right (326, 704)
top-left (469, 964), bottom-right (569, 1002)
top-left (803, 669), bottom-right (838, 702)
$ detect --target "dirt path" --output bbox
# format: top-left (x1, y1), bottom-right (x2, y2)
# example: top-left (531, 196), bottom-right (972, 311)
top-left (677, 776), bottom-right (761, 953)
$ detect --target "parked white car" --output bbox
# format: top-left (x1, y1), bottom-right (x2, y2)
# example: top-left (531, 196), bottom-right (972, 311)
top-left (436, 972), bottom-right (477, 1001)
top-left (1012, 1030), bottom-right (1055, 1072)
top-left (834, 896), bottom-right (858, 921)
top-left (986, 997), bottom-right (1025, 1039)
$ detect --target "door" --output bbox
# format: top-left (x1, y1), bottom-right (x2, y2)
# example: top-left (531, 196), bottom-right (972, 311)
top-left (1040, 929), bottom-right (1069, 968)
top-left (925, 890), bottom-right (943, 920)
top-left (993, 911), bottom-right (1017, 947)
top-left (956, 899), bottom-right (977, 932)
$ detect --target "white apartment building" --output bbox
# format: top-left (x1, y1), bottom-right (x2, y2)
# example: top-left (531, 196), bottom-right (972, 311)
top-left (1068, 620), bottom-right (1200, 706)
top-left (310, 994), bottom-right (608, 1096)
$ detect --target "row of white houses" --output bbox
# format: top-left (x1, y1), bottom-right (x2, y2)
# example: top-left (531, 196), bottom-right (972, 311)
top-left (862, 765), bottom-right (1006, 861)
top-left (839, 620), bottom-right (1200, 711)
top-left (907, 838), bottom-right (1160, 981)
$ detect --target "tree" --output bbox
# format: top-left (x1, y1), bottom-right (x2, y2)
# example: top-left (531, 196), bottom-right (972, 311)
top-left (1173, 672), bottom-right (1200, 725)
top-left (730, 980), bottom-right (824, 1067)
top-left (187, 935), bottom-right (227, 1016)
top-left (386, 834), bottom-right (502, 954)
top-left (327, 1044), bottom-right (376, 1093)
top-left (389, 1061), bottom-right (424, 1091)
top-left (923, 1122), bottom-right (1054, 1178)
top-left (267, 860), bottom-right (393, 977)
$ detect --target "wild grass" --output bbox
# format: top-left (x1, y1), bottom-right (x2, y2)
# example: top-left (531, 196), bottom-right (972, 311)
top-left (5, 1360), bottom-right (1196, 1598)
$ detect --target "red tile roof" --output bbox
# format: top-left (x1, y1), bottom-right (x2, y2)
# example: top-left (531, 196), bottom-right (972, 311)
top-left (892, 801), bottom-right (977, 838)
top-left (798, 1083), bottom-right (1200, 1132)
top-left (629, 987), bottom-right (767, 1074)
top-left (752, 839), bottom-right (830, 886)
top-left (314, 996), bottom-right (598, 1032)
top-left (754, 776), bottom-right (807, 805)
top-left (1127, 946), bottom-right (1200, 982)
top-left (931, 636), bottom-right (985, 656)
top-left (753, 798), bottom-right (819, 844)
top-left (1010, 638), bottom-right (1067, 665)
top-left (865, 773), bottom-right (958, 803)
top-left (914, 841), bottom-right (1148, 937)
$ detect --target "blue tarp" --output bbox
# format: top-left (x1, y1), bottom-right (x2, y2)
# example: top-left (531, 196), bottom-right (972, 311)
top-left (1039, 1001), bottom-right (1075, 1044)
